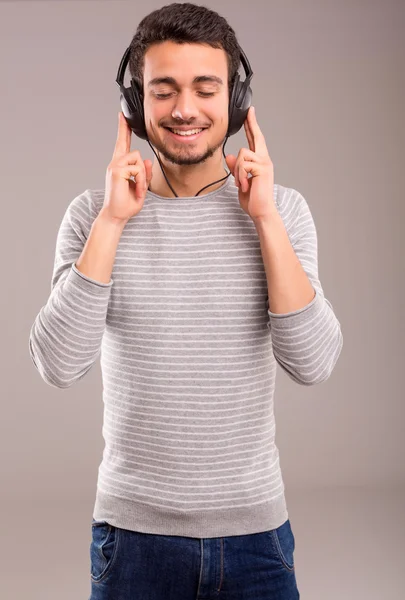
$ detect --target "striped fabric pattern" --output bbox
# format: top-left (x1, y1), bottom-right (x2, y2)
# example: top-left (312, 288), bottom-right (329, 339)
top-left (29, 174), bottom-right (343, 537)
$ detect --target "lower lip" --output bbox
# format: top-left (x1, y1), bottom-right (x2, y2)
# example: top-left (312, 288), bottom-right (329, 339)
top-left (165, 128), bottom-right (207, 142)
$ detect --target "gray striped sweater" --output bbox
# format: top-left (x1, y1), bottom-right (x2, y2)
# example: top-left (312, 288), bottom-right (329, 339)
top-left (29, 173), bottom-right (343, 538)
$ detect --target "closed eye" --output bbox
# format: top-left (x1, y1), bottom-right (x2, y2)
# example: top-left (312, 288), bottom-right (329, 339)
top-left (155, 92), bottom-right (215, 99)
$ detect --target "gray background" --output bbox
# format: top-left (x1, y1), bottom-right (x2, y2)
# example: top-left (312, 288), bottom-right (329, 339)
top-left (2, 0), bottom-right (404, 597)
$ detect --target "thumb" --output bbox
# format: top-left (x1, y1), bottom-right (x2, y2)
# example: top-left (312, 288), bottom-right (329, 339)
top-left (225, 154), bottom-right (237, 175)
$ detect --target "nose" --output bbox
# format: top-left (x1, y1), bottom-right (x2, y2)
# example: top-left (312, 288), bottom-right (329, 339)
top-left (171, 90), bottom-right (200, 121)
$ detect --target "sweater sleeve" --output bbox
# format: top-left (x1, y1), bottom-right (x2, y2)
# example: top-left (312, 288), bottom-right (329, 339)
top-left (29, 189), bottom-right (113, 389)
top-left (267, 188), bottom-right (343, 386)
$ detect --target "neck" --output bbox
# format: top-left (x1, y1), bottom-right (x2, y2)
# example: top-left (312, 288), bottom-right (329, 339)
top-left (148, 157), bottom-right (228, 198)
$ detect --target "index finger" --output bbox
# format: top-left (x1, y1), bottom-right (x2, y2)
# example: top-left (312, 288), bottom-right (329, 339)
top-left (112, 111), bottom-right (131, 160)
top-left (247, 107), bottom-right (268, 155)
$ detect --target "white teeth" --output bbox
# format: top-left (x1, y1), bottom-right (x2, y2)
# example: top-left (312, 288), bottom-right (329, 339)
top-left (171, 128), bottom-right (203, 136)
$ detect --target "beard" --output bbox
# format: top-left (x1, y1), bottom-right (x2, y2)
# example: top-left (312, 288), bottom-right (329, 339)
top-left (148, 126), bottom-right (226, 166)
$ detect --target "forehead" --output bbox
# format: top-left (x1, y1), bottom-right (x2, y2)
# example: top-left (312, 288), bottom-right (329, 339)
top-left (144, 41), bottom-right (228, 85)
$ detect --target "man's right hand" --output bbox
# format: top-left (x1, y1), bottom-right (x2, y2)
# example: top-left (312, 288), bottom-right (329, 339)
top-left (103, 111), bottom-right (153, 223)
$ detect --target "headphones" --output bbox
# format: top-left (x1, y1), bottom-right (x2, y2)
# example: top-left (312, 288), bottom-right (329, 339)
top-left (115, 43), bottom-right (254, 196)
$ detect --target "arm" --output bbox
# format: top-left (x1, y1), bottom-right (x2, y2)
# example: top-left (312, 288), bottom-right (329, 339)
top-left (29, 190), bottom-right (126, 388)
top-left (255, 186), bottom-right (343, 385)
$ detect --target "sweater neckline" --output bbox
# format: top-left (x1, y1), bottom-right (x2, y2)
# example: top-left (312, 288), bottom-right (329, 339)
top-left (146, 172), bottom-right (234, 200)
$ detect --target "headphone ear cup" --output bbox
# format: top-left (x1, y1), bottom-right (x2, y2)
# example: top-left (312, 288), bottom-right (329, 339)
top-left (227, 79), bottom-right (252, 137)
top-left (227, 73), bottom-right (240, 138)
top-left (120, 80), bottom-right (148, 140)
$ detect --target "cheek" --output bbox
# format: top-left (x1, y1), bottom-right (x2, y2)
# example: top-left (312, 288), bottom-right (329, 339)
top-left (143, 102), bottom-right (162, 124)
top-left (144, 108), bottom-right (164, 136)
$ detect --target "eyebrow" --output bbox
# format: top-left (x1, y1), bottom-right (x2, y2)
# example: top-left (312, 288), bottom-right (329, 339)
top-left (148, 75), bottom-right (223, 88)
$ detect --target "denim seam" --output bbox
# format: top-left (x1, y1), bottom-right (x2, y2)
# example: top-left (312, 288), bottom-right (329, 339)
top-left (196, 539), bottom-right (204, 597)
top-left (91, 524), bottom-right (121, 584)
top-left (270, 528), bottom-right (295, 572)
top-left (216, 538), bottom-right (224, 592)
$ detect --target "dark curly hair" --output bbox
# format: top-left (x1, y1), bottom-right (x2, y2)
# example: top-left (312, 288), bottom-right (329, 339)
top-left (128, 3), bottom-right (241, 99)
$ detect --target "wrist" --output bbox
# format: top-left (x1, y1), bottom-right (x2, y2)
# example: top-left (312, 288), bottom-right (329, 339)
top-left (98, 207), bottom-right (129, 228)
top-left (252, 211), bottom-right (278, 228)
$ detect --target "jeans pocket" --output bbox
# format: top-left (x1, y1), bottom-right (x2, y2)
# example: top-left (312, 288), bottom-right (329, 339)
top-left (90, 519), bottom-right (120, 583)
top-left (268, 518), bottom-right (295, 571)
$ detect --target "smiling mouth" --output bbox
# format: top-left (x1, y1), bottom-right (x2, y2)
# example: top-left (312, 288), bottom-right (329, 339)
top-left (164, 127), bottom-right (208, 142)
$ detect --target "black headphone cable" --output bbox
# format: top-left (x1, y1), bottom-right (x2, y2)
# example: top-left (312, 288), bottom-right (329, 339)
top-left (145, 135), bottom-right (232, 197)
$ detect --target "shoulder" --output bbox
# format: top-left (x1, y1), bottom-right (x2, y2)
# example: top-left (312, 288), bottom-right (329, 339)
top-left (58, 189), bottom-right (105, 240)
top-left (274, 183), bottom-right (309, 215)
top-left (273, 183), bottom-right (318, 248)
top-left (66, 188), bottom-right (105, 219)
top-left (61, 189), bottom-right (105, 232)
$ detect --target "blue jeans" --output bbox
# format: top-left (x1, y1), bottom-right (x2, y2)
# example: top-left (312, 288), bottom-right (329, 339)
top-left (89, 517), bottom-right (300, 599)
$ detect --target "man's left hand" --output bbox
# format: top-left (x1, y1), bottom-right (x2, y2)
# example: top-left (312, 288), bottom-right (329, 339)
top-left (225, 106), bottom-right (276, 221)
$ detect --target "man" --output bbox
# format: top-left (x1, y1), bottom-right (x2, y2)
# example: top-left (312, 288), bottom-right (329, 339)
top-left (29, 3), bottom-right (343, 598)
